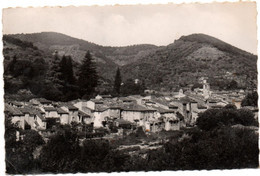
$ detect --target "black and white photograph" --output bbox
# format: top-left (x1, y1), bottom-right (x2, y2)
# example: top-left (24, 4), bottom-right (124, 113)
top-left (1, 0), bottom-right (259, 175)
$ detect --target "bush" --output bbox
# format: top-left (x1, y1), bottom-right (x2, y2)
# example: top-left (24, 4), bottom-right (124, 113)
top-left (196, 107), bottom-right (257, 131)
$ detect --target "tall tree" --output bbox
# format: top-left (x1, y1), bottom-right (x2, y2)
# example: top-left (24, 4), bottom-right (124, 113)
top-left (66, 56), bottom-right (75, 85)
top-left (8, 55), bottom-right (17, 75)
top-left (59, 55), bottom-right (75, 85)
top-left (78, 51), bottom-right (98, 98)
top-left (42, 53), bottom-right (63, 101)
top-left (113, 67), bottom-right (122, 95)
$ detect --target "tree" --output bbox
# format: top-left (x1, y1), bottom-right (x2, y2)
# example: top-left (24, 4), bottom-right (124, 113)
top-left (227, 80), bottom-right (238, 90)
top-left (158, 126), bottom-right (259, 170)
top-left (113, 67), bottom-right (122, 95)
top-left (120, 78), bottom-right (145, 96)
top-left (58, 55), bottom-right (79, 101)
top-left (78, 51), bottom-right (99, 98)
top-left (241, 91), bottom-right (258, 107)
top-left (5, 114), bottom-right (45, 174)
top-left (38, 124), bottom-right (80, 173)
top-left (43, 54), bottom-right (64, 101)
top-left (196, 106), bottom-right (257, 131)
top-left (8, 55), bottom-right (17, 75)
top-left (47, 54), bottom-right (64, 89)
top-left (59, 55), bottom-right (75, 85)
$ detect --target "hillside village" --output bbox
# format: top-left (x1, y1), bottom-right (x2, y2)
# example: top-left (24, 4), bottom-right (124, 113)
top-left (3, 3), bottom-right (260, 173)
top-left (5, 77), bottom-right (258, 141)
top-left (3, 33), bottom-right (259, 173)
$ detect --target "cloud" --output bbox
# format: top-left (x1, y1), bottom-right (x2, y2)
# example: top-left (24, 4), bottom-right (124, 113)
top-left (2, 2), bottom-right (257, 54)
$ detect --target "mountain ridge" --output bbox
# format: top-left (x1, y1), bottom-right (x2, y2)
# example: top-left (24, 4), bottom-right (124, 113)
top-left (4, 32), bottom-right (257, 93)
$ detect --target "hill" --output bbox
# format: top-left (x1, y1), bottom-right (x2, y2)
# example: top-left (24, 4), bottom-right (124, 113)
top-left (4, 32), bottom-right (257, 99)
top-left (121, 33), bottom-right (257, 91)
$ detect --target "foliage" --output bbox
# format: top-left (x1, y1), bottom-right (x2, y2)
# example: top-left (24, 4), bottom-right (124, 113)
top-left (159, 126), bottom-right (259, 170)
top-left (3, 35), bottom-right (38, 50)
top-left (241, 91), bottom-right (258, 107)
top-left (59, 55), bottom-right (75, 85)
top-left (5, 115), bottom-right (45, 174)
top-left (120, 78), bottom-right (146, 96)
top-left (196, 106), bottom-right (257, 131)
top-left (113, 67), bottom-right (122, 95)
top-left (191, 83), bottom-right (203, 91)
top-left (38, 125), bottom-right (80, 173)
top-left (38, 124), bottom-right (130, 173)
top-left (122, 34), bottom-right (257, 91)
top-left (78, 51), bottom-right (99, 98)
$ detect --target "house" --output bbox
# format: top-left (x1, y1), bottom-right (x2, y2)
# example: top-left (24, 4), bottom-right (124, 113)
top-left (206, 99), bottom-right (218, 108)
top-left (57, 108), bottom-right (69, 124)
top-left (95, 94), bottom-right (112, 100)
top-left (121, 104), bottom-right (156, 127)
top-left (60, 104), bottom-right (79, 124)
top-left (33, 110), bottom-right (47, 130)
top-left (30, 98), bottom-right (52, 107)
top-left (165, 118), bottom-right (180, 131)
top-left (8, 101), bottom-right (24, 108)
top-left (5, 103), bottom-right (47, 130)
top-left (114, 119), bottom-right (133, 129)
top-left (5, 103), bottom-right (25, 129)
top-left (78, 110), bottom-right (93, 125)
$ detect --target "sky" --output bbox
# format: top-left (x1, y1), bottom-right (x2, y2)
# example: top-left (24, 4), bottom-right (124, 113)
top-left (2, 2), bottom-right (258, 54)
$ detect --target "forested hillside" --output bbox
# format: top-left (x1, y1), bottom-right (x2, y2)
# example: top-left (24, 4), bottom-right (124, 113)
top-left (122, 34), bottom-right (257, 91)
top-left (3, 32), bottom-right (257, 101)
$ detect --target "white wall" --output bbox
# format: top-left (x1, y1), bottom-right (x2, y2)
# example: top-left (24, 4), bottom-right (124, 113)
top-left (86, 101), bottom-right (95, 110)
top-left (36, 116), bottom-right (46, 130)
top-left (11, 115), bottom-right (25, 129)
top-left (60, 114), bottom-right (69, 124)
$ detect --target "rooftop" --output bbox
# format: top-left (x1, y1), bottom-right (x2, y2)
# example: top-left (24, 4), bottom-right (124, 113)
top-left (56, 108), bottom-right (69, 114)
top-left (44, 107), bottom-right (57, 111)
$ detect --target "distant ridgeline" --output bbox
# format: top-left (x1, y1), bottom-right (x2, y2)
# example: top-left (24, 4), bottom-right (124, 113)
top-left (3, 32), bottom-right (257, 101)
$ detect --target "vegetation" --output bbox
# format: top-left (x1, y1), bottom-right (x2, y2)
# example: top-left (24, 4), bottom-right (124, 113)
top-left (78, 51), bottom-right (99, 99)
top-left (113, 67), bottom-right (122, 95)
top-left (5, 116), bottom-right (45, 174)
top-left (196, 105), bottom-right (258, 131)
top-left (120, 78), bottom-right (146, 96)
top-left (241, 91), bottom-right (258, 107)
top-left (122, 34), bottom-right (257, 91)
top-left (5, 104), bottom-right (259, 174)
top-left (4, 32), bottom-right (257, 94)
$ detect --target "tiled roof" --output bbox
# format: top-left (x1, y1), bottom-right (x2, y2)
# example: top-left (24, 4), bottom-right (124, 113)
top-left (19, 107), bottom-right (31, 114)
top-left (58, 102), bottom-right (78, 111)
top-left (44, 107), bottom-right (57, 111)
top-left (89, 99), bottom-right (104, 103)
top-left (5, 104), bottom-right (23, 116)
top-left (11, 101), bottom-right (23, 106)
top-left (198, 105), bottom-right (207, 109)
top-left (57, 108), bottom-right (69, 114)
top-left (168, 105), bottom-right (178, 109)
top-left (179, 97), bottom-right (192, 103)
top-left (78, 110), bottom-right (90, 117)
top-left (31, 98), bottom-right (52, 104)
top-left (67, 105), bottom-right (78, 111)
top-left (38, 98), bottom-right (52, 104)
top-left (210, 105), bottom-right (223, 109)
top-left (121, 104), bottom-right (156, 112)
top-left (115, 119), bottom-right (133, 125)
top-left (99, 95), bottom-right (112, 98)
top-left (95, 104), bottom-right (109, 112)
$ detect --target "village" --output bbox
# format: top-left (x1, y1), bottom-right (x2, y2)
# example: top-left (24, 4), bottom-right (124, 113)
top-left (5, 77), bottom-right (258, 144)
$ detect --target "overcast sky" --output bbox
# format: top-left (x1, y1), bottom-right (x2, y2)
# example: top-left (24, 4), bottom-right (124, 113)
top-left (2, 2), bottom-right (257, 54)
